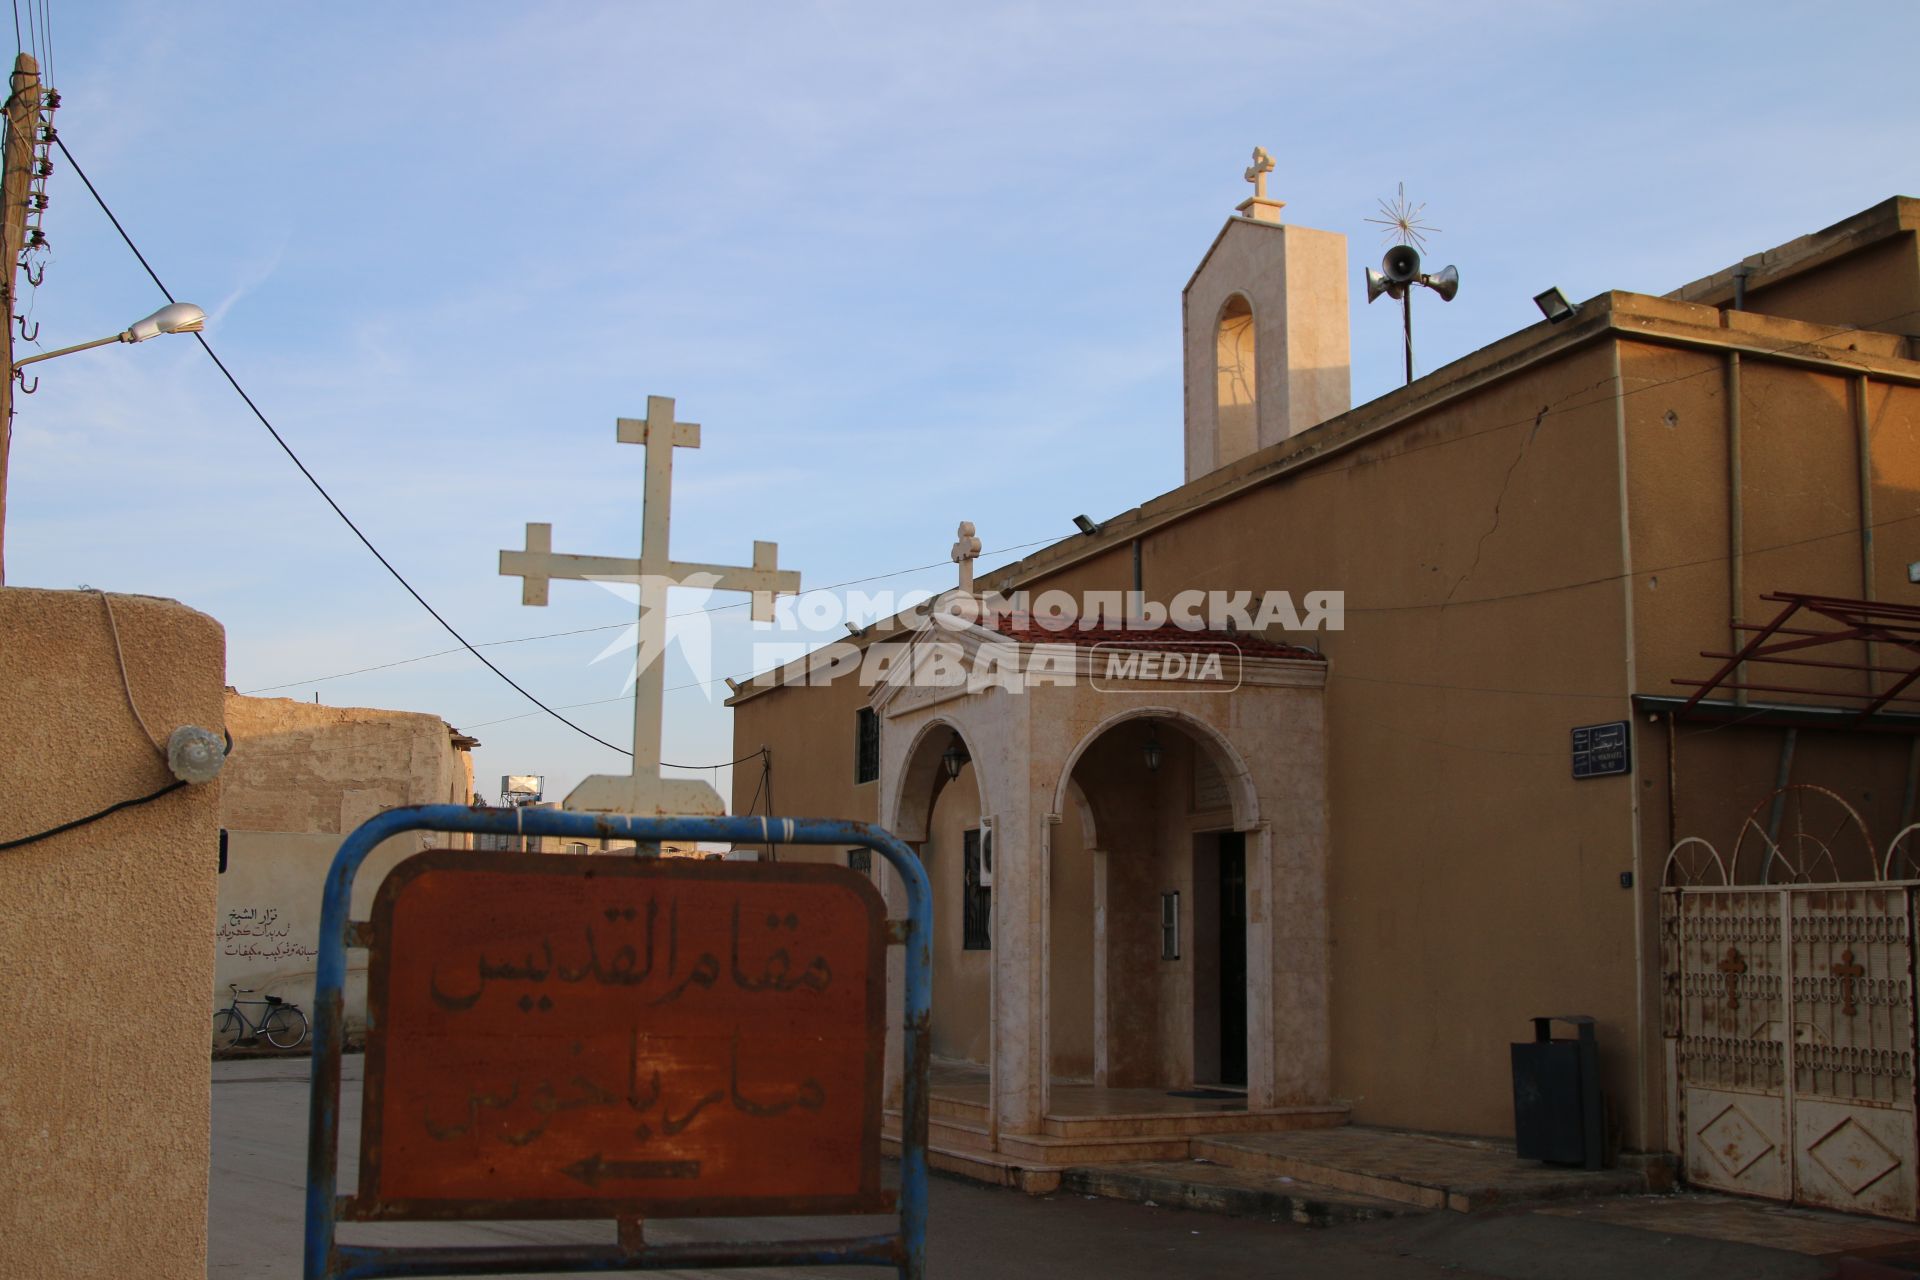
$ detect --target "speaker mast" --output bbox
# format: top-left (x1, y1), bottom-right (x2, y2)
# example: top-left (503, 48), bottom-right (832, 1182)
top-left (1364, 184), bottom-right (1459, 385)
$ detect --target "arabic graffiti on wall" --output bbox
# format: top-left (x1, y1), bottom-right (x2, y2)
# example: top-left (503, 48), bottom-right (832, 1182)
top-left (354, 851), bottom-right (887, 1217)
top-left (218, 906), bottom-right (319, 964)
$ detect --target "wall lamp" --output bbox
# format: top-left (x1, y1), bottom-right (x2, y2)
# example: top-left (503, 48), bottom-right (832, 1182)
top-left (1532, 287), bottom-right (1578, 324)
top-left (942, 737), bottom-right (970, 781)
top-left (1073, 514), bottom-right (1102, 536)
top-left (1142, 723), bottom-right (1163, 773)
top-left (13, 302), bottom-right (207, 381)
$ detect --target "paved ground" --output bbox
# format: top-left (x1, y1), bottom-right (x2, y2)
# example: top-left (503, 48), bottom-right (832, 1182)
top-left (215, 1058), bottom-right (1897, 1279)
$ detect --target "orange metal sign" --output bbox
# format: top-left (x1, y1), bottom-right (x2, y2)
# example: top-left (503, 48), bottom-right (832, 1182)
top-left (351, 851), bottom-right (888, 1219)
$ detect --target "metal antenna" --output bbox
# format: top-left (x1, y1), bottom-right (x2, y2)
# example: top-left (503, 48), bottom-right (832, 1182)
top-left (1363, 184), bottom-right (1459, 385)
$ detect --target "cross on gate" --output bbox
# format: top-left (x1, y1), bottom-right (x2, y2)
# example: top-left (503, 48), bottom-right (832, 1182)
top-left (1717, 945), bottom-right (1747, 1010)
top-left (500, 395), bottom-right (800, 815)
top-left (1831, 948), bottom-right (1867, 1016)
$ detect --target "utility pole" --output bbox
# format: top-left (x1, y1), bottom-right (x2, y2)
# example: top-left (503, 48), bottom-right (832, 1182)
top-left (0, 51), bottom-right (39, 585)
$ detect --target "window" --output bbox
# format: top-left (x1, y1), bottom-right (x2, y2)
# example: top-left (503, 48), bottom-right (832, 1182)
top-left (854, 707), bottom-right (880, 783)
top-left (848, 848), bottom-right (872, 874)
top-left (962, 827), bottom-right (992, 950)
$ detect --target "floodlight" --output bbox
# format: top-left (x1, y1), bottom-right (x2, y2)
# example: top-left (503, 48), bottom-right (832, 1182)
top-left (1533, 287), bottom-right (1578, 324)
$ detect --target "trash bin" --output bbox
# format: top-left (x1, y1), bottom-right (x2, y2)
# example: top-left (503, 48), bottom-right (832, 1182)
top-left (1511, 1014), bottom-right (1603, 1170)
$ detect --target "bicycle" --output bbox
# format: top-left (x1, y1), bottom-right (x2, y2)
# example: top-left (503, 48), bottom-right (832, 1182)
top-left (213, 983), bottom-right (309, 1051)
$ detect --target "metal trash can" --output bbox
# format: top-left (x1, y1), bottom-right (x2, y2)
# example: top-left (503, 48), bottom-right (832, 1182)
top-left (1511, 1014), bottom-right (1603, 1170)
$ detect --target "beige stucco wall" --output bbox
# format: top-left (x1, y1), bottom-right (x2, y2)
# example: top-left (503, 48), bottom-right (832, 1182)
top-left (217, 693), bottom-right (478, 1032)
top-left (0, 587), bottom-right (225, 1279)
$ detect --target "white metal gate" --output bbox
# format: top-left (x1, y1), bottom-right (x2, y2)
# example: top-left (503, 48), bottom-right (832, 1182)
top-left (1663, 882), bottom-right (1918, 1219)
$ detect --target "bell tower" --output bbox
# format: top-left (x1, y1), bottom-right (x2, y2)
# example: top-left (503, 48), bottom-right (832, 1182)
top-left (1182, 148), bottom-right (1350, 482)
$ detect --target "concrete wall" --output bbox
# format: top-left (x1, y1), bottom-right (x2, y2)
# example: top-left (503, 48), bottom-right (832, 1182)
top-left (0, 587), bottom-right (225, 1279)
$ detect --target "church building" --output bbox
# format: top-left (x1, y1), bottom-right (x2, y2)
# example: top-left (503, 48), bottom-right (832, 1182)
top-left (727, 170), bottom-right (1920, 1220)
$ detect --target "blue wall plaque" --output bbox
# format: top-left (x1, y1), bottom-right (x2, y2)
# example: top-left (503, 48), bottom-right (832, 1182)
top-left (1571, 721), bottom-right (1631, 779)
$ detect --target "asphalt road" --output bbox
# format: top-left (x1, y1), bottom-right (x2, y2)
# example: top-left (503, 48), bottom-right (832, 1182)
top-left (213, 1058), bottom-right (1829, 1280)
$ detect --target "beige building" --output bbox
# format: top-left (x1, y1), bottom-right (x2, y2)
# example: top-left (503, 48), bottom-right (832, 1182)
top-left (730, 191), bottom-right (1920, 1218)
top-left (216, 692), bottom-right (477, 1037)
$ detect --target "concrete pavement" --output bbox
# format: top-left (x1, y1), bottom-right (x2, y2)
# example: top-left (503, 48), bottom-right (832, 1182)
top-left (214, 1058), bottom-right (1858, 1279)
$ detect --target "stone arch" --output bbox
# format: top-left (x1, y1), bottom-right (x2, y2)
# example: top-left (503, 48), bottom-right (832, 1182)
top-left (1215, 292), bottom-right (1258, 466)
top-left (883, 714), bottom-right (991, 844)
top-left (1051, 704), bottom-right (1260, 833)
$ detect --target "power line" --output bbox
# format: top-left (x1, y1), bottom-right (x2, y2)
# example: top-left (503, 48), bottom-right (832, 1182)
top-left (55, 134), bottom-right (644, 759)
top-left (238, 536), bottom-right (1058, 697)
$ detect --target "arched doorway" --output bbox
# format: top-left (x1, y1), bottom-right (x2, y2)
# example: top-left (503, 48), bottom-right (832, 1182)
top-left (884, 718), bottom-right (992, 1071)
top-left (1053, 708), bottom-right (1260, 1094)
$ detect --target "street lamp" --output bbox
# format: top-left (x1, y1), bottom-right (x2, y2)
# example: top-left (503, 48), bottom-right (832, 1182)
top-left (0, 301), bottom-right (207, 585)
top-left (13, 302), bottom-right (206, 376)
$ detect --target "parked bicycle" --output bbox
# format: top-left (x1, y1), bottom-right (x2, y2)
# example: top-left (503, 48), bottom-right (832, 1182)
top-left (212, 983), bottom-right (308, 1051)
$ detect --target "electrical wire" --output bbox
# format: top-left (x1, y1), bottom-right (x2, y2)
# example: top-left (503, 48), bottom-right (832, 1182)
top-left (96, 588), bottom-right (164, 755)
top-left (238, 536), bottom-right (1059, 697)
top-left (55, 134), bottom-right (638, 760)
top-left (0, 778), bottom-right (187, 852)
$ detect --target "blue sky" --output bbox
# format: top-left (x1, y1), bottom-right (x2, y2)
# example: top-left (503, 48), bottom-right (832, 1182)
top-left (7, 1), bottom-right (1917, 805)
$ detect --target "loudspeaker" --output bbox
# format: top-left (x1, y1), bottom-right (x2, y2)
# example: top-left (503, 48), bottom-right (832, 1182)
top-left (1382, 243), bottom-right (1422, 284)
top-left (1422, 264), bottom-right (1459, 302)
top-left (1365, 267), bottom-right (1399, 304)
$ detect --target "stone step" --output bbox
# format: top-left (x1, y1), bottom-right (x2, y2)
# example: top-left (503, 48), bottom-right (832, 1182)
top-left (1041, 1104), bottom-right (1348, 1140)
top-left (886, 1116), bottom-right (1194, 1166)
top-left (997, 1132), bottom-right (1195, 1166)
top-left (1062, 1160), bottom-right (1411, 1228)
top-left (880, 1131), bottom-right (1065, 1195)
top-left (1192, 1129), bottom-right (1650, 1213)
top-left (929, 1095), bottom-right (989, 1125)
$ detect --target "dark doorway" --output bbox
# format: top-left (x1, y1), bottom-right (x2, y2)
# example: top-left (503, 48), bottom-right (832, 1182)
top-left (1217, 832), bottom-right (1247, 1086)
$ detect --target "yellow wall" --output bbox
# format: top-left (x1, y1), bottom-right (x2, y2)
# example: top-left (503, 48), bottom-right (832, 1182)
top-left (0, 587), bottom-right (225, 1279)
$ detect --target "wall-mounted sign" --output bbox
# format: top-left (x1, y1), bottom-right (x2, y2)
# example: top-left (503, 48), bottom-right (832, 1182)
top-left (1571, 721), bottom-right (1631, 779)
top-left (351, 851), bottom-right (887, 1220)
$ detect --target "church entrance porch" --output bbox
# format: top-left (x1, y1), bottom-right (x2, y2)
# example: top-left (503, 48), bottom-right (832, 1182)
top-left (869, 597), bottom-right (1339, 1180)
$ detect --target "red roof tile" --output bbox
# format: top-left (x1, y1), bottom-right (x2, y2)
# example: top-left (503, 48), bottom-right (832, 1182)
top-left (984, 613), bottom-right (1323, 661)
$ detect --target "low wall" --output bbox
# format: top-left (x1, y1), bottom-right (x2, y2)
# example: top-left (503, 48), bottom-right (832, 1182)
top-left (0, 587), bottom-right (225, 1279)
top-left (217, 828), bottom-right (438, 1039)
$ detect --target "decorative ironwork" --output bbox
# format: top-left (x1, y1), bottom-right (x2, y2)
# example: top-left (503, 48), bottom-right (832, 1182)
top-left (1730, 785), bottom-right (1877, 885)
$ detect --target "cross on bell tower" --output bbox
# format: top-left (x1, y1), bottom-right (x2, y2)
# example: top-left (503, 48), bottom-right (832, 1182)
top-left (500, 395), bottom-right (801, 815)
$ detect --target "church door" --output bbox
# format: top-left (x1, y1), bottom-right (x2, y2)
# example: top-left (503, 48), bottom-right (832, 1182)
top-left (1219, 832), bottom-right (1248, 1086)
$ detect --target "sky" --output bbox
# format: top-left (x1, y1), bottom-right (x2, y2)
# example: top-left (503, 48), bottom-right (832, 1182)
top-left (6, 1), bottom-right (1918, 808)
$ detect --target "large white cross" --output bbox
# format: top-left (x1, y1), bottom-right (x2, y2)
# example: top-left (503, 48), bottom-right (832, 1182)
top-left (500, 395), bottom-right (800, 816)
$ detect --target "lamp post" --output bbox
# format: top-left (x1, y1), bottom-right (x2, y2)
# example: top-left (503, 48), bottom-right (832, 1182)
top-left (0, 302), bottom-right (206, 584)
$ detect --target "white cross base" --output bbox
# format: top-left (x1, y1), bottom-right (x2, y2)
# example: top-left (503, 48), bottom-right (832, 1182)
top-left (564, 772), bottom-right (725, 818)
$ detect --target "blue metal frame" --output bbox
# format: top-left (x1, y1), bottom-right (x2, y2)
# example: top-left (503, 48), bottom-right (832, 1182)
top-left (303, 806), bottom-right (932, 1280)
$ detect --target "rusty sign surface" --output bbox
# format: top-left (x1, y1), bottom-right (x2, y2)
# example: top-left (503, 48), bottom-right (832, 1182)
top-left (350, 850), bottom-right (887, 1220)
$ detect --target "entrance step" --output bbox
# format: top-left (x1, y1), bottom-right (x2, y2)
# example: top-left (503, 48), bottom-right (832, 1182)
top-left (1062, 1160), bottom-right (1409, 1228)
top-left (1042, 1104), bottom-right (1348, 1141)
top-left (1192, 1128), bottom-right (1651, 1212)
top-left (880, 1131), bottom-right (1065, 1195)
